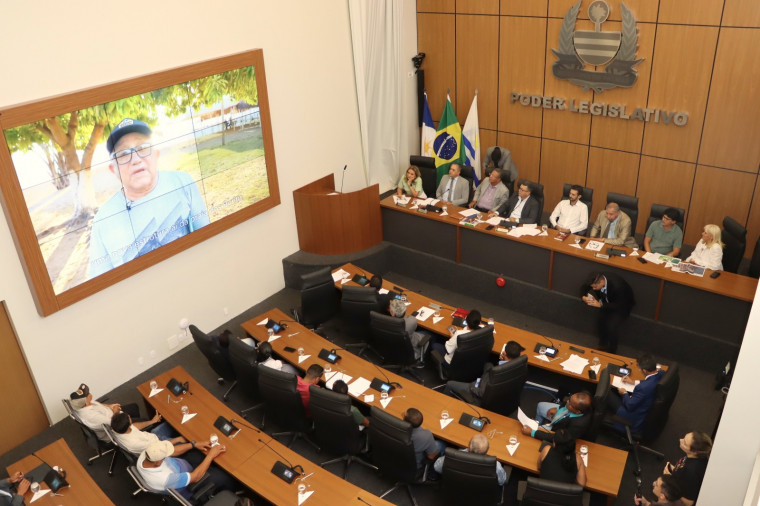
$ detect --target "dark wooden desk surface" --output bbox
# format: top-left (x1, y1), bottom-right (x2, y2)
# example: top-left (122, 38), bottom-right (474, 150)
top-left (242, 309), bottom-right (628, 498)
top-left (139, 366), bottom-right (391, 506)
top-left (6, 438), bottom-right (114, 505)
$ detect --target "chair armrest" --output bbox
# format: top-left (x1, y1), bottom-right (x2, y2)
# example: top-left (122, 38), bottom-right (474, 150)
top-left (516, 480), bottom-right (527, 501)
top-left (430, 350), bottom-right (447, 381)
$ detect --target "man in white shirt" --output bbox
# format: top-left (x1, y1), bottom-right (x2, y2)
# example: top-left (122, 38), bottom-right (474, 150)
top-left (549, 184), bottom-right (589, 234)
top-left (435, 163), bottom-right (470, 207)
top-left (111, 411), bottom-right (185, 455)
top-left (69, 383), bottom-right (140, 441)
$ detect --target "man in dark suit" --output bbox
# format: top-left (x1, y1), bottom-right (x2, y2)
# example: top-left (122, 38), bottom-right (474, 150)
top-left (607, 354), bottom-right (665, 433)
top-left (0, 472), bottom-right (29, 505)
top-left (498, 181), bottom-right (539, 224)
top-left (521, 391), bottom-right (592, 443)
top-left (582, 271), bottom-right (635, 352)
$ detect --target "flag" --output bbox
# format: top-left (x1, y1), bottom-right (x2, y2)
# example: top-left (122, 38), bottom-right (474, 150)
top-left (420, 92), bottom-right (436, 157)
top-left (433, 94), bottom-right (465, 184)
top-left (462, 93), bottom-right (480, 186)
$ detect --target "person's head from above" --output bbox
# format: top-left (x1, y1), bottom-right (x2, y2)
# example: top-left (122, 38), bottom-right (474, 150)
top-left (257, 341), bottom-right (273, 361)
top-left (569, 185), bottom-right (583, 203)
top-left (552, 428), bottom-right (576, 455)
top-left (111, 411), bottom-right (132, 434)
top-left (143, 440), bottom-right (175, 467)
top-left (389, 298), bottom-right (406, 318)
top-left (636, 353), bottom-right (658, 375)
top-left (518, 182), bottom-right (532, 199)
top-left (69, 383), bottom-right (92, 409)
top-left (403, 407), bottom-right (423, 428)
top-left (107, 118), bottom-right (159, 202)
top-left (449, 163), bottom-right (461, 179)
top-left (304, 364), bottom-right (324, 383)
top-left (491, 147), bottom-right (502, 164)
top-left (604, 202), bottom-right (621, 222)
top-left (505, 340), bottom-right (525, 360)
top-left (369, 274), bottom-right (383, 290)
top-left (332, 380), bottom-right (349, 395)
top-left (469, 434), bottom-right (490, 454)
top-left (652, 475), bottom-right (682, 502)
top-left (589, 272), bottom-right (607, 291)
top-left (406, 165), bottom-right (421, 181)
top-left (661, 208), bottom-right (680, 228)
top-left (680, 431), bottom-right (712, 458)
top-left (702, 224), bottom-right (722, 247)
top-left (488, 168), bottom-right (502, 186)
top-left (565, 391), bottom-right (591, 414)
top-left (465, 309), bottom-right (482, 329)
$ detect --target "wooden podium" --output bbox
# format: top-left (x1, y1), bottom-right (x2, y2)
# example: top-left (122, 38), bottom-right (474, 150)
top-left (293, 174), bottom-right (382, 255)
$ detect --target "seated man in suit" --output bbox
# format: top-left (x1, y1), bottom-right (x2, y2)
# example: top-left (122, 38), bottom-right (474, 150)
top-left (549, 184), bottom-right (589, 235)
top-left (498, 181), bottom-right (539, 224)
top-left (468, 169), bottom-right (509, 214)
top-left (433, 434), bottom-right (509, 486)
top-left (403, 408), bottom-right (446, 472)
top-left (0, 472), bottom-right (30, 505)
top-left (69, 383), bottom-right (141, 441)
top-left (296, 364), bottom-right (324, 418)
top-left (442, 340), bottom-right (524, 403)
top-left (435, 163), bottom-right (469, 207)
top-left (607, 354), bottom-right (665, 433)
top-left (520, 391), bottom-right (592, 443)
top-left (582, 271), bottom-right (635, 353)
top-left (483, 146), bottom-right (518, 190)
top-left (589, 202), bottom-right (638, 248)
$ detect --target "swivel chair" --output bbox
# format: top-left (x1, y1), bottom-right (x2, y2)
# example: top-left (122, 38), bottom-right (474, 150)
top-left (189, 325), bottom-right (237, 400)
top-left (431, 325), bottom-right (494, 383)
top-left (439, 447), bottom-right (504, 505)
top-left (227, 336), bottom-right (264, 421)
top-left (478, 355), bottom-right (528, 417)
top-left (722, 216), bottom-right (747, 273)
top-left (517, 476), bottom-right (590, 506)
top-left (294, 266), bottom-right (339, 329)
top-left (257, 366), bottom-right (319, 450)
top-left (369, 311), bottom-right (425, 383)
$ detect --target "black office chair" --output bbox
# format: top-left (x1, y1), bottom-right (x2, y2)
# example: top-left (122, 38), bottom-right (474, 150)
top-left (479, 355), bottom-right (529, 417)
top-left (368, 406), bottom-right (431, 504)
top-left (189, 325), bottom-right (237, 400)
top-left (341, 285), bottom-right (381, 352)
top-left (410, 155), bottom-right (437, 199)
top-left (439, 447), bottom-right (504, 506)
top-left (517, 476), bottom-right (590, 506)
top-left (459, 165), bottom-right (477, 203)
top-left (431, 325), bottom-right (494, 383)
top-left (102, 424), bottom-right (138, 470)
top-left (308, 386), bottom-right (377, 479)
top-left (203, 490), bottom-right (240, 506)
top-left (586, 368), bottom-right (611, 442)
top-left (561, 183), bottom-right (593, 235)
top-left (294, 266), bottom-right (339, 329)
top-left (646, 204), bottom-right (685, 233)
top-left (227, 337), bottom-right (264, 421)
top-left (61, 398), bottom-right (118, 475)
top-left (607, 192), bottom-right (639, 234)
top-left (369, 311), bottom-right (424, 383)
top-left (722, 216), bottom-right (747, 273)
top-left (257, 366), bottom-right (319, 450)
top-left (518, 179), bottom-right (545, 224)
top-left (749, 237), bottom-right (760, 279)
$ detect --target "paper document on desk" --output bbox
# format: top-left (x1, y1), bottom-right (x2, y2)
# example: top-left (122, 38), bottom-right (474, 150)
top-left (560, 354), bottom-right (589, 374)
top-left (393, 195), bottom-right (410, 206)
top-left (415, 306), bottom-right (434, 322)
top-left (585, 240), bottom-right (605, 252)
top-left (348, 377), bottom-right (371, 397)
top-left (518, 407), bottom-right (539, 431)
top-left (378, 288), bottom-right (389, 294)
top-left (642, 252), bottom-right (665, 264)
top-left (459, 208), bottom-right (479, 218)
top-left (325, 372), bottom-right (353, 390)
top-left (612, 375), bottom-right (639, 393)
top-left (508, 226), bottom-right (541, 238)
top-left (331, 269), bottom-right (350, 282)
top-left (414, 197), bottom-right (434, 207)
top-left (486, 216), bottom-right (502, 226)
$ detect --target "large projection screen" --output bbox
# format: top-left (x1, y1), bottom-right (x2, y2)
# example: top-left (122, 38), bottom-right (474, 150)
top-left (0, 50), bottom-right (280, 316)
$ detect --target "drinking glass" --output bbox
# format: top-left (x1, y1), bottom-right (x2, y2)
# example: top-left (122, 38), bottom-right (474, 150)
top-left (580, 445), bottom-right (589, 457)
top-left (443, 205), bottom-right (448, 214)
top-left (323, 364), bottom-right (332, 375)
top-left (441, 409), bottom-right (449, 421)
top-left (30, 482), bottom-right (40, 494)
top-left (380, 392), bottom-right (389, 401)
top-left (297, 347), bottom-right (305, 357)
top-left (434, 309), bottom-right (441, 319)
top-left (592, 356), bottom-right (601, 367)
top-left (267, 328), bottom-right (274, 338)
top-left (400, 294), bottom-right (408, 302)
top-left (477, 212), bottom-right (483, 221)
top-left (488, 317), bottom-right (494, 326)
top-left (541, 224), bottom-right (548, 233)
top-left (210, 433), bottom-right (219, 446)
top-left (509, 435), bottom-right (518, 446)
top-left (539, 346), bottom-right (547, 356)
top-left (181, 405), bottom-right (189, 416)
top-left (574, 237), bottom-right (581, 245)
top-left (298, 483), bottom-right (307, 494)
top-left (149, 380), bottom-right (158, 391)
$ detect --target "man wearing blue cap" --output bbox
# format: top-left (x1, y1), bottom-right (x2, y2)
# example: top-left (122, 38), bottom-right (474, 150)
top-left (88, 118), bottom-right (210, 277)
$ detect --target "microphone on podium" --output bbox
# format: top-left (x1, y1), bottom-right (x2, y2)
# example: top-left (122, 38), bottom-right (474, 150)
top-left (339, 164), bottom-right (347, 193)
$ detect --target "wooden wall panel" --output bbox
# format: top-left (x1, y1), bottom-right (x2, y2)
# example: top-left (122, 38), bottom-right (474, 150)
top-left (636, 156), bottom-right (696, 235)
top-left (456, 15), bottom-right (499, 130)
top-left (542, 18), bottom-right (592, 144)
top-left (498, 16), bottom-right (546, 136)
top-left (658, 0), bottom-right (724, 25)
top-left (417, 13), bottom-right (457, 121)
top-left (699, 29), bottom-right (760, 173)
top-left (548, 0), bottom-right (658, 22)
top-left (723, 0), bottom-right (760, 27)
top-left (501, 0), bottom-right (547, 17)
top-left (641, 25), bottom-right (718, 162)
top-left (585, 148), bottom-right (640, 221)
top-left (457, 0), bottom-right (499, 15)
top-left (589, 22), bottom-right (656, 152)
top-left (479, 129), bottom-right (498, 178)
top-left (743, 177), bottom-right (760, 258)
top-left (539, 140), bottom-right (589, 213)
top-left (498, 133), bottom-right (541, 185)
top-left (417, 0), bottom-right (454, 13)
top-left (684, 165), bottom-right (755, 243)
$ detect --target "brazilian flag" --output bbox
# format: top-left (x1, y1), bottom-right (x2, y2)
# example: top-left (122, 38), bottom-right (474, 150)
top-left (433, 96), bottom-right (465, 185)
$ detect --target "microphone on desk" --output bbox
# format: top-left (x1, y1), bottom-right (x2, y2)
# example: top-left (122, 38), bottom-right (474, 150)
top-left (339, 164), bottom-right (348, 193)
top-left (357, 496), bottom-right (373, 505)
top-left (373, 362), bottom-right (402, 389)
top-left (230, 418), bottom-right (261, 433)
top-left (258, 438), bottom-right (304, 482)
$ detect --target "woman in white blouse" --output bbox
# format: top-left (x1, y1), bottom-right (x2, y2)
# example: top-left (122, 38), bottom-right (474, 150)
top-left (685, 224), bottom-right (724, 271)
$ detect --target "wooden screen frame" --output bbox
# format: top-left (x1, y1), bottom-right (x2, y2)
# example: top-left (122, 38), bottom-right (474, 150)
top-left (0, 49), bottom-right (280, 316)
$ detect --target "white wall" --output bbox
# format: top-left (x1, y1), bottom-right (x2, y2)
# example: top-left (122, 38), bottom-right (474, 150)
top-left (0, 0), bottom-right (371, 423)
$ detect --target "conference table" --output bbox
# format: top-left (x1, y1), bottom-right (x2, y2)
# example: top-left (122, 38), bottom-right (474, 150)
top-left (380, 195), bottom-right (756, 343)
top-left (242, 309), bottom-right (628, 500)
top-left (138, 366), bottom-right (391, 506)
top-left (334, 262), bottom-right (653, 384)
top-left (6, 438), bottom-right (114, 505)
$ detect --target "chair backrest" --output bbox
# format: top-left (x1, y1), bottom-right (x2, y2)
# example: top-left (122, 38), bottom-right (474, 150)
top-left (480, 355), bottom-right (528, 416)
top-left (368, 406), bottom-right (418, 482)
top-left (309, 386), bottom-right (363, 455)
top-left (369, 311), bottom-right (417, 367)
top-left (103, 424), bottom-right (138, 466)
top-left (257, 366), bottom-right (309, 431)
top-left (519, 179), bottom-right (545, 223)
top-left (300, 267), bottom-right (339, 325)
top-left (520, 476), bottom-right (587, 506)
top-left (126, 465), bottom-right (152, 494)
top-left (446, 325), bottom-right (495, 383)
top-left (341, 285), bottom-right (381, 326)
top-left (228, 337), bottom-right (260, 399)
top-left (189, 325), bottom-right (236, 382)
top-left (722, 216), bottom-right (747, 273)
top-left (646, 203), bottom-right (685, 233)
top-left (607, 192), bottom-right (639, 234)
top-left (410, 155), bottom-right (437, 199)
top-left (168, 489), bottom-right (195, 505)
top-left (749, 237), bottom-right (760, 279)
top-left (587, 368), bottom-right (611, 442)
top-left (440, 447), bottom-right (501, 505)
top-left (459, 165), bottom-right (477, 203)
top-left (639, 364), bottom-right (680, 442)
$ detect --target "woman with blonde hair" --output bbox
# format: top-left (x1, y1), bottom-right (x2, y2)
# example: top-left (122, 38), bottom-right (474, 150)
top-left (396, 165), bottom-right (426, 199)
top-left (685, 224), bottom-right (723, 271)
